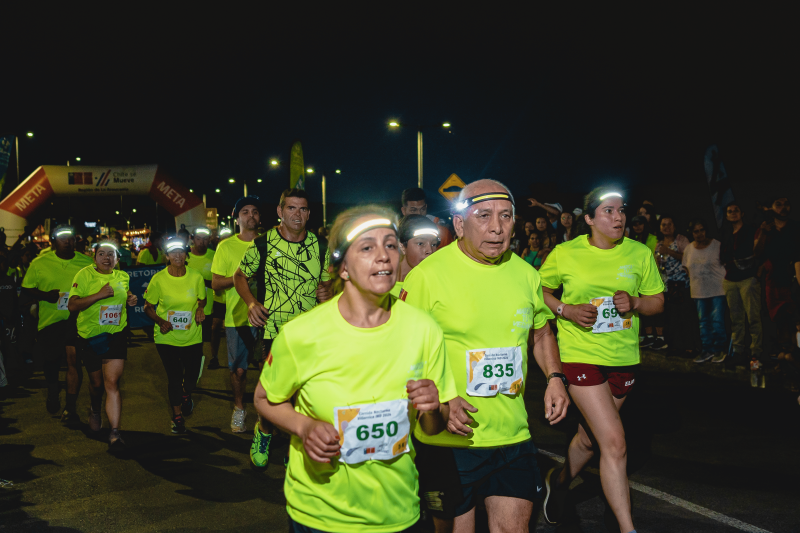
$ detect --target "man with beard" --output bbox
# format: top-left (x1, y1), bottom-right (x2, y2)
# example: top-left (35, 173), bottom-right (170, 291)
top-left (211, 196), bottom-right (261, 433)
top-left (233, 188), bottom-right (332, 468)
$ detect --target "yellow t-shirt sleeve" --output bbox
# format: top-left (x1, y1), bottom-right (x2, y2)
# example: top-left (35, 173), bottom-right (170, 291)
top-left (400, 268), bottom-right (431, 312)
top-left (69, 270), bottom-right (88, 299)
top-left (144, 274), bottom-right (160, 305)
top-left (260, 332), bottom-right (301, 404)
top-left (426, 323), bottom-right (457, 403)
top-left (21, 262), bottom-right (38, 289)
top-left (195, 273), bottom-right (206, 301)
top-left (239, 243), bottom-right (259, 278)
top-left (639, 249), bottom-right (665, 295)
top-left (532, 273), bottom-right (554, 329)
top-left (537, 246), bottom-right (561, 289)
top-left (210, 245), bottom-right (226, 276)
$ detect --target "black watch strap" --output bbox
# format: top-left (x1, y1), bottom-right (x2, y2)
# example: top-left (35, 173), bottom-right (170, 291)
top-left (547, 372), bottom-right (569, 388)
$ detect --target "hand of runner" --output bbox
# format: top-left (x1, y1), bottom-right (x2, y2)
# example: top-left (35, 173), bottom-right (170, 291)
top-left (563, 303), bottom-right (598, 327)
top-left (97, 283), bottom-right (114, 300)
top-left (316, 281), bottom-right (333, 303)
top-left (300, 418), bottom-right (341, 463)
top-left (406, 379), bottom-right (440, 412)
top-left (613, 290), bottom-right (636, 314)
top-left (45, 289), bottom-right (61, 304)
top-left (544, 379), bottom-right (569, 425)
top-left (446, 395), bottom-right (478, 436)
top-left (247, 301), bottom-right (270, 327)
top-left (126, 292), bottom-right (138, 306)
top-left (527, 198), bottom-right (541, 207)
top-left (195, 307), bottom-right (206, 324)
top-left (157, 318), bottom-right (172, 334)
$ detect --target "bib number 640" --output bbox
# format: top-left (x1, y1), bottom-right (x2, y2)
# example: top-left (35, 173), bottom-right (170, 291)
top-left (356, 421), bottom-right (399, 440)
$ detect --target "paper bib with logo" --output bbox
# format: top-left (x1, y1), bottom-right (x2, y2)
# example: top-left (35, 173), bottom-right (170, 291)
top-left (590, 296), bottom-right (632, 333)
top-left (57, 292), bottom-right (70, 311)
top-left (99, 304), bottom-right (123, 326)
top-left (168, 310), bottom-right (193, 330)
top-left (333, 399), bottom-right (411, 465)
top-left (466, 346), bottom-right (524, 397)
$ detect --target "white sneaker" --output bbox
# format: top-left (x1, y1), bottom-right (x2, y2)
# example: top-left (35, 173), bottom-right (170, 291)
top-left (231, 407), bottom-right (247, 433)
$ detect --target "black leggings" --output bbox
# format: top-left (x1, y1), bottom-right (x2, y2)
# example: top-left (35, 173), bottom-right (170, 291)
top-left (156, 343), bottom-right (203, 406)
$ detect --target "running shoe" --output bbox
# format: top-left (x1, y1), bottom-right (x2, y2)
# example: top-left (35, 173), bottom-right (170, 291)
top-left (693, 352), bottom-right (715, 363)
top-left (171, 415), bottom-right (187, 434)
top-left (88, 408), bottom-right (102, 432)
top-left (250, 425), bottom-right (272, 468)
top-left (231, 407), bottom-right (247, 433)
top-left (207, 359), bottom-right (222, 370)
top-left (46, 387), bottom-right (60, 415)
top-left (711, 351), bottom-right (727, 363)
top-left (639, 336), bottom-right (655, 347)
top-left (60, 409), bottom-right (81, 426)
top-left (650, 337), bottom-right (668, 350)
top-left (543, 467), bottom-right (569, 525)
top-left (109, 428), bottom-right (126, 448)
top-left (181, 396), bottom-right (194, 418)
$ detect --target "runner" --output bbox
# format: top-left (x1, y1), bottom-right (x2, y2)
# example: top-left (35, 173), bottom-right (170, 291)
top-left (68, 240), bottom-right (138, 447)
top-left (186, 226), bottom-right (224, 369)
top-left (402, 179), bottom-right (569, 533)
top-left (144, 236), bottom-right (206, 434)
top-left (211, 196), bottom-right (261, 434)
top-left (22, 225), bottom-right (93, 421)
top-left (233, 188), bottom-right (332, 468)
top-left (393, 214), bottom-right (440, 298)
top-left (401, 187), bottom-right (454, 248)
top-left (137, 231), bottom-right (165, 265)
top-left (538, 188), bottom-right (664, 533)
top-left (254, 204), bottom-right (456, 533)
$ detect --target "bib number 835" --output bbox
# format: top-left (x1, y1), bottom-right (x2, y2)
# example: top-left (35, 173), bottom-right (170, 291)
top-left (602, 308), bottom-right (619, 319)
top-left (356, 421), bottom-right (399, 440)
top-left (483, 363), bottom-right (514, 379)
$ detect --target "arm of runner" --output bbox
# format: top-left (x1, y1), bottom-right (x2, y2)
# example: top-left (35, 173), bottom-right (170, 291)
top-left (21, 287), bottom-right (60, 304)
top-left (144, 301), bottom-right (172, 334)
top-left (442, 395), bottom-right (478, 437)
top-left (68, 283), bottom-right (114, 312)
top-left (613, 290), bottom-right (664, 316)
top-left (530, 324), bottom-right (569, 425)
top-left (126, 291), bottom-right (137, 307)
top-left (407, 379), bottom-right (446, 435)
top-left (254, 381), bottom-right (340, 463)
top-left (542, 286), bottom-right (597, 328)
top-left (232, 267), bottom-right (269, 326)
top-left (315, 280), bottom-right (333, 303)
top-left (211, 273), bottom-right (234, 291)
top-left (195, 299), bottom-right (206, 323)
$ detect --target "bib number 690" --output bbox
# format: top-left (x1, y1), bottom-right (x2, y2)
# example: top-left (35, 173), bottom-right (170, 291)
top-left (356, 421), bottom-right (399, 441)
top-left (602, 308), bottom-right (619, 319)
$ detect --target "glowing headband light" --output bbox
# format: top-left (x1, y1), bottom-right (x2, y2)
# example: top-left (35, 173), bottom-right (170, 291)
top-left (165, 242), bottom-right (186, 253)
top-left (413, 228), bottom-right (439, 238)
top-left (55, 229), bottom-right (74, 237)
top-left (194, 228), bottom-right (211, 236)
top-left (219, 228), bottom-right (232, 236)
top-left (97, 243), bottom-right (118, 253)
top-left (454, 192), bottom-right (514, 212)
top-left (332, 218), bottom-right (397, 265)
top-left (599, 192), bottom-right (623, 201)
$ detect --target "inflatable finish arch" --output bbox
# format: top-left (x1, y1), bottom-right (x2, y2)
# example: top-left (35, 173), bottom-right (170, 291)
top-left (0, 165), bottom-right (206, 239)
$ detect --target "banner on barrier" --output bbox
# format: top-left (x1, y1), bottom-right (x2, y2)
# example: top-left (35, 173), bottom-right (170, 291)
top-left (126, 264), bottom-right (165, 329)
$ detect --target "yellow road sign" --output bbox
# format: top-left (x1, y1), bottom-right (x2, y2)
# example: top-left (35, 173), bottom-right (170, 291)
top-left (438, 173), bottom-right (466, 200)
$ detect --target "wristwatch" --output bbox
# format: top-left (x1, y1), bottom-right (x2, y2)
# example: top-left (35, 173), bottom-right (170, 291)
top-left (548, 372), bottom-right (569, 389)
top-left (556, 303), bottom-right (565, 316)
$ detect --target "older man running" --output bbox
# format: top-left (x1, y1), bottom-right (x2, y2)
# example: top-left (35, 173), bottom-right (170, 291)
top-left (402, 179), bottom-right (570, 533)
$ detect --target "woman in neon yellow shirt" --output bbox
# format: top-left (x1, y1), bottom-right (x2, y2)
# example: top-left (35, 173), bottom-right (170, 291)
top-left (254, 205), bottom-right (457, 533)
top-left (538, 189), bottom-right (665, 533)
top-left (144, 236), bottom-right (206, 435)
top-left (68, 241), bottom-right (138, 448)
top-left (392, 214), bottom-right (440, 298)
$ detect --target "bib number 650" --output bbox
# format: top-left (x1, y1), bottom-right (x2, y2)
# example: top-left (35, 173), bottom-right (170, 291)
top-left (356, 421), bottom-right (399, 440)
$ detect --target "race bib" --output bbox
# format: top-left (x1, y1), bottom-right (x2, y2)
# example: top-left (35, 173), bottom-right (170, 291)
top-left (466, 346), bottom-right (524, 397)
top-left (168, 310), bottom-right (193, 330)
top-left (334, 399), bottom-right (411, 465)
top-left (57, 292), bottom-right (70, 311)
top-left (590, 296), bottom-right (632, 333)
top-left (99, 304), bottom-right (123, 326)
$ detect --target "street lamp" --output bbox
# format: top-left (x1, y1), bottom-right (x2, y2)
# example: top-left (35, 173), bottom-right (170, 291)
top-left (11, 131), bottom-right (35, 185)
top-left (387, 121), bottom-right (451, 188)
top-left (305, 167), bottom-right (340, 227)
top-left (228, 177), bottom-right (248, 196)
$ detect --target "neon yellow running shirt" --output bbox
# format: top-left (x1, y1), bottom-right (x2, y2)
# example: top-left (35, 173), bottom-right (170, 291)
top-left (22, 252), bottom-right (93, 330)
top-left (187, 249), bottom-right (216, 314)
top-left (69, 266), bottom-right (130, 338)
top-left (144, 268), bottom-right (206, 347)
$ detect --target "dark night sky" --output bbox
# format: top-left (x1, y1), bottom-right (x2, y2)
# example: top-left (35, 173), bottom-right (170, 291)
top-left (3, 8), bottom-right (797, 231)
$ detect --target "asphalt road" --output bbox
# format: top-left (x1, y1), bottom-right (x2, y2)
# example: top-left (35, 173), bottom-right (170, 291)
top-left (1, 332), bottom-right (798, 533)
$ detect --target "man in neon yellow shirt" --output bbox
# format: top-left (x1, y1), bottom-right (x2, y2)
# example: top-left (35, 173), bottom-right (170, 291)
top-left (187, 226), bottom-right (223, 369)
top-left (22, 225), bottom-right (93, 422)
top-left (402, 179), bottom-right (570, 532)
top-left (211, 196), bottom-right (261, 434)
top-left (136, 232), bottom-right (165, 265)
top-left (234, 188), bottom-right (332, 468)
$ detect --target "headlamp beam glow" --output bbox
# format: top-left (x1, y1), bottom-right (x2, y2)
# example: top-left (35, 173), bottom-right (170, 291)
top-left (346, 219), bottom-right (393, 242)
top-left (97, 243), bottom-right (118, 253)
top-left (219, 228), bottom-right (232, 236)
top-left (413, 228), bottom-right (439, 238)
top-left (599, 192), bottom-right (623, 201)
top-left (165, 242), bottom-right (187, 253)
top-left (453, 192), bottom-right (514, 212)
top-left (55, 230), bottom-right (74, 237)
top-left (194, 228), bottom-right (211, 235)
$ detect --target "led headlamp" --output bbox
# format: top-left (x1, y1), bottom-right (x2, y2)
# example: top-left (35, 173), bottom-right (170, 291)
top-left (219, 228), bottom-right (233, 237)
top-left (412, 228), bottom-right (439, 238)
top-left (453, 192), bottom-right (514, 213)
top-left (194, 227), bottom-right (211, 236)
top-left (55, 229), bottom-right (74, 238)
top-left (587, 191), bottom-right (626, 215)
top-left (331, 218), bottom-right (397, 266)
top-left (165, 241), bottom-right (187, 253)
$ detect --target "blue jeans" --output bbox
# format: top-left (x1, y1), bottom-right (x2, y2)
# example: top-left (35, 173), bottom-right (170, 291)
top-left (694, 296), bottom-right (727, 353)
